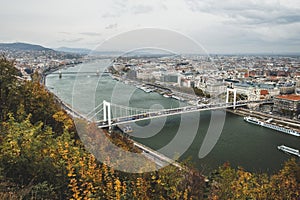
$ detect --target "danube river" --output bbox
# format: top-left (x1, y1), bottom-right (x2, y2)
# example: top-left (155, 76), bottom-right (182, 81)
top-left (46, 59), bottom-right (300, 174)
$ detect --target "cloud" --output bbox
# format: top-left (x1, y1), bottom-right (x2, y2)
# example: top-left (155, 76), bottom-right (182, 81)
top-left (101, 0), bottom-right (129, 19)
top-left (272, 15), bottom-right (300, 25)
top-left (59, 32), bottom-right (73, 35)
top-left (1, 0), bottom-right (299, 53)
top-left (102, 13), bottom-right (120, 18)
top-left (80, 32), bottom-right (102, 37)
top-left (183, 0), bottom-right (300, 53)
top-left (131, 4), bottom-right (154, 14)
top-left (185, 0), bottom-right (300, 26)
top-left (101, 0), bottom-right (162, 19)
top-left (105, 23), bottom-right (118, 29)
top-left (59, 38), bottom-right (84, 43)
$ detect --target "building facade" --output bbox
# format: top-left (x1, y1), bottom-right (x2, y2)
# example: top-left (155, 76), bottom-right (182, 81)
top-left (273, 94), bottom-right (300, 119)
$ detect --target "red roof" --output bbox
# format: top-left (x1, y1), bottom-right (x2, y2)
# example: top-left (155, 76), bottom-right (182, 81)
top-left (276, 94), bottom-right (300, 101)
top-left (260, 90), bottom-right (269, 95)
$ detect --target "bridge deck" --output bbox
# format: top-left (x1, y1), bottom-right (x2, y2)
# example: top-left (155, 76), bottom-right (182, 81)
top-left (51, 71), bottom-right (109, 74)
top-left (97, 100), bottom-right (272, 128)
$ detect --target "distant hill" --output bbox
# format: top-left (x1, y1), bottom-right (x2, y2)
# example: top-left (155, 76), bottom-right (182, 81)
top-left (0, 42), bottom-right (53, 51)
top-left (55, 47), bottom-right (91, 54)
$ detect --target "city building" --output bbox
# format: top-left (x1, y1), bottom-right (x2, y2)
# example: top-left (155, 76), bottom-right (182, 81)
top-left (161, 73), bottom-right (179, 84)
top-left (273, 94), bottom-right (300, 119)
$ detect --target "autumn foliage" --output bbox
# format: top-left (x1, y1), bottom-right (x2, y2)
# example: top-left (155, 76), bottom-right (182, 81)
top-left (0, 56), bottom-right (299, 199)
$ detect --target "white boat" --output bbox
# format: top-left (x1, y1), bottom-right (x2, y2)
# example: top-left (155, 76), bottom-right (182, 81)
top-left (112, 76), bottom-right (121, 81)
top-left (172, 95), bottom-right (182, 101)
top-left (122, 126), bottom-right (133, 134)
top-left (244, 116), bottom-right (300, 137)
top-left (163, 94), bottom-right (170, 98)
top-left (266, 118), bottom-right (273, 123)
top-left (139, 86), bottom-right (153, 93)
top-left (277, 145), bottom-right (300, 157)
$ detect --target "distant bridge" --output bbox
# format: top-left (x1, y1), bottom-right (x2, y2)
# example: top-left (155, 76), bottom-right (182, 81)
top-left (50, 71), bottom-right (110, 77)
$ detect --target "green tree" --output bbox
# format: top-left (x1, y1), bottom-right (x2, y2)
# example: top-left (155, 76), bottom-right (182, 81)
top-left (0, 56), bottom-right (20, 121)
top-left (0, 114), bottom-right (60, 199)
top-left (19, 81), bottom-right (62, 131)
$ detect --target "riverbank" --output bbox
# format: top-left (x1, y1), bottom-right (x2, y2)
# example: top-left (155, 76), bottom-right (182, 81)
top-left (110, 73), bottom-right (204, 106)
top-left (40, 62), bottom-right (83, 85)
top-left (114, 124), bottom-right (186, 170)
top-left (226, 108), bottom-right (300, 133)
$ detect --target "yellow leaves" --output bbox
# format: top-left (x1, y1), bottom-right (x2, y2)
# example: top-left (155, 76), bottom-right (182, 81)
top-left (69, 178), bottom-right (81, 200)
top-left (60, 133), bottom-right (131, 199)
top-left (82, 182), bottom-right (95, 199)
top-left (50, 153), bottom-right (56, 158)
top-left (212, 160), bottom-right (300, 200)
top-left (68, 171), bottom-right (76, 177)
top-left (122, 181), bottom-right (127, 198)
top-left (53, 110), bottom-right (74, 130)
top-left (2, 112), bottom-right (299, 200)
top-left (230, 169), bottom-right (259, 199)
top-left (133, 190), bottom-right (137, 198)
top-left (114, 178), bottom-right (121, 200)
top-left (136, 178), bottom-right (142, 187)
top-left (114, 179), bottom-right (121, 191)
top-left (268, 160), bottom-right (300, 199)
top-left (183, 189), bottom-right (188, 200)
top-left (106, 181), bottom-right (113, 190)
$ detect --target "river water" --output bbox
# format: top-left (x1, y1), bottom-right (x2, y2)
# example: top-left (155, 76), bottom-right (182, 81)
top-left (46, 59), bottom-right (300, 174)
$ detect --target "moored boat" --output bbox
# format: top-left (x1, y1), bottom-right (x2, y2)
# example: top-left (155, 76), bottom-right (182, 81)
top-left (172, 95), bottom-right (181, 101)
top-left (122, 125), bottom-right (133, 133)
top-left (244, 116), bottom-right (300, 137)
top-left (163, 94), bottom-right (171, 98)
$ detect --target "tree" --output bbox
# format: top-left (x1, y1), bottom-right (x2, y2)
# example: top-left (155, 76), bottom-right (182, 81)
top-left (20, 81), bottom-right (61, 130)
top-left (0, 114), bottom-right (60, 199)
top-left (0, 56), bottom-right (20, 121)
top-left (269, 159), bottom-right (300, 199)
top-left (209, 160), bottom-right (300, 200)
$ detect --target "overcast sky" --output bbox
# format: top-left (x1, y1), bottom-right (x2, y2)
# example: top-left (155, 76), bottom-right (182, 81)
top-left (0, 0), bottom-right (300, 54)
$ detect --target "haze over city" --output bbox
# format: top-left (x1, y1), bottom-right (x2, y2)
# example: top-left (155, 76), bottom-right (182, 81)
top-left (1, 0), bottom-right (300, 54)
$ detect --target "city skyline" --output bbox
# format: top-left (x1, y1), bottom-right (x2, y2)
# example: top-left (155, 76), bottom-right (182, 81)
top-left (0, 0), bottom-right (300, 54)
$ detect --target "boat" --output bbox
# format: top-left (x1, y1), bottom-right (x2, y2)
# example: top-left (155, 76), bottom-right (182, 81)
top-left (277, 145), bottom-right (300, 157)
top-left (122, 125), bottom-right (133, 134)
top-left (244, 116), bottom-right (300, 137)
top-left (171, 95), bottom-right (182, 101)
top-left (139, 86), bottom-right (153, 93)
top-left (163, 94), bottom-right (171, 98)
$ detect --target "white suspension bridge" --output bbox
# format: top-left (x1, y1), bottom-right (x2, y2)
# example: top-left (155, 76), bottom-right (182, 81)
top-left (72, 88), bottom-right (272, 129)
top-left (57, 88), bottom-right (272, 170)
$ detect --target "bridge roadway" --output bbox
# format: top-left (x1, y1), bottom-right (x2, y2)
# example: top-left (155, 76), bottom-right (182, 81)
top-left (50, 71), bottom-right (110, 74)
top-left (97, 100), bottom-right (272, 128)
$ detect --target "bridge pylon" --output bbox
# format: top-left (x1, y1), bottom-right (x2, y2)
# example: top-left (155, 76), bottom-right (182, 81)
top-left (226, 88), bottom-right (237, 109)
top-left (103, 100), bottom-right (112, 129)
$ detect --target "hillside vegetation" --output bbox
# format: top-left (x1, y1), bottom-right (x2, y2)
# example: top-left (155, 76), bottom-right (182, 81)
top-left (0, 56), bottom-right (299, 199)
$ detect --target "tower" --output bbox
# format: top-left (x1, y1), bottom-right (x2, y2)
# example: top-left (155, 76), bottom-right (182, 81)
top-left (226, 88), bottom-right (237, 109)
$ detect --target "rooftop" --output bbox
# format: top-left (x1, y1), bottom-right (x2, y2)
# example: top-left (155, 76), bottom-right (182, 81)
top-left (275, 94), bottom-right (300, 101)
